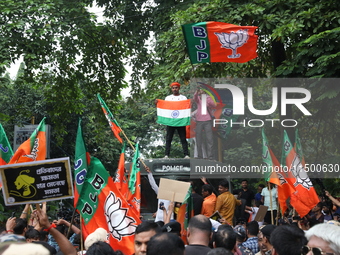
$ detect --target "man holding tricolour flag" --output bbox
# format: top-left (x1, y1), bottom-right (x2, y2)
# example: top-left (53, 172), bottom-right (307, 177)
top-left (156, 82), bottom-right (190, 159)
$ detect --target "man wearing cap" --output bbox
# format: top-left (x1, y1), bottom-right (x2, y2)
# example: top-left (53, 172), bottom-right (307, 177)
top-left (156, 82), bottom-right (189, 159)
top-left (234, 225), bottom-right (254, 255)
top-left (162, 221), bottom-right (181, 236)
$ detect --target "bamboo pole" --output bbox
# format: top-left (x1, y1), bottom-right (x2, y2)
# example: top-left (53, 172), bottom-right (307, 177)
top-left (268, 183), bottom-right (274, 225)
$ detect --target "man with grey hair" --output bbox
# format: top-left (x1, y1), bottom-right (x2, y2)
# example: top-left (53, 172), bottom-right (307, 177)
top-left (304, 223), bottom-right (340, 255)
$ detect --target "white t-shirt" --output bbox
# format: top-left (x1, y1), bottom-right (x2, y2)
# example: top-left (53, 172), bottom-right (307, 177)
top-left (261, 187), bottom-right (278, 210)
top-left (147, 172), bottom-right (173, 222)
top-left (165, 94), bottom-right (187, 101)
top-left (246, 207), bottom-right (264, 226)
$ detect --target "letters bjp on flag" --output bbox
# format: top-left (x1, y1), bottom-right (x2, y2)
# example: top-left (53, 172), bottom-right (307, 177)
top-left (74, 119), bottom-right (91, 208)
top-left (157, 99), bottom-right (191, 127)
top-left (182, 22), bottom-right (258, 64)
top-left (0, 124), bottom-right (13, 165)
top-left (262, 129), bottom-right (294, 213)
top-left (97, 94), bottom-right (123, 143)
top-left (262, 129), bottom-right (281, 187)
top-left (282, 130), bottom-right (319, 217)
top-left (127, 143), bottom-right (141, 218)
top-left (9, 117), bottom-right (46, 164)
top-left (76, 129), bottom-right (140, 255)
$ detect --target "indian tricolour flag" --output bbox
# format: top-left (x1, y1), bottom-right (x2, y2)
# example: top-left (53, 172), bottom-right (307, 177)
top-left (157, 99), bottom-right (191, 127)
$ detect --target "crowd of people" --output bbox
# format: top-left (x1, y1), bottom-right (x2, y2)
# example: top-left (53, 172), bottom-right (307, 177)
top-left (1, 178), bottom-right (340, 255)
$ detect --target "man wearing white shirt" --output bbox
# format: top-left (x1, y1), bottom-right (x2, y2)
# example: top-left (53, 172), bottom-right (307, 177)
top-left (156, 82), bottom-right (189, 158)
top-left (146, 167), bottom-right (173, 222)
top-left (261, 182), bottom-right (278, 225)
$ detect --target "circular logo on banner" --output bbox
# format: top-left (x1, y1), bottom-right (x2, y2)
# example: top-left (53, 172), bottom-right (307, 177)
top-left (171, 110), bottom-right (180, 118)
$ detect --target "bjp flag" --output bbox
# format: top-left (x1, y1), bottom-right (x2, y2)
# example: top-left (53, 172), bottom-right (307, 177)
top-left (182, 22), bottom-right (258, 64)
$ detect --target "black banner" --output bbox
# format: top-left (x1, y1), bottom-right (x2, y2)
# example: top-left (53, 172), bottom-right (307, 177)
top-left (0, 157), bottom-right (73, 205)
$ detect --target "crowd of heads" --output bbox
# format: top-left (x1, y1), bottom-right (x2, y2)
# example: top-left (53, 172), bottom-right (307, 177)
top-left (1, 179), bottom-right (340, 255)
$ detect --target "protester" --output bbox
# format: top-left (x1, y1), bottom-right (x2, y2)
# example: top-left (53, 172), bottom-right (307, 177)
top-left (35, 209), bottom-right (77, 255)
top-left (25, 227), bottom-right (40, 242)
top-left (235, 180), bottom-right (255, 207)
top-left (186, 215), bottom-right (212, 255)
top-left (86, 241), bottom-right (117, 255)
top-left (213, 225), bottom-right (237, 253)
top-left (242, 221), bottom-right (259, 254)
top-left (4, 217), bottom-right (27, 242)
top-left (325, 190), bottom-right (340, 208)
top-left (245, 203), bottom-right (263, 227)
top-left (191, 183), bottom-right (204, 215)
top-left (304, 223), bottom-right (340, 255)
top-left (0, 243), bottom-right (51, 255)
top-left (201, 184), bottom-right (217, 217)
top-left (84, 228), bottom-right (107, 250)
top-left (215, 180), bottom-right (241, 225)
top-left (254, 184), bottom-right (265, 207)
top-left (207, 248), bottom-right (233, 255)
top-left (270, 225), bottom-right (307, 255)
top-left (12, 218), bottom-right (28, 237)
top-left (145, 167), bottom-right (172, 223)
top-left (193, 87), bottom-right (216, 160)
top-left (321, 203), bottom-right (333, 222)
top-left (32, 240), bottom-right (57, 255)
top-left (261, 182), bottom-right (278, 225)
top-left (310, 202), bottom-right (324, 223)
top-left (256, 224), bottom-right (276, 255)
top-left (155, 82), bottom-right (189, 159)
top-left (134, 221), bottom-right (161, 255)
top-left (234, 224), bottom-right (254, 255)
top-left (147, 232), bottom-right (185, 255)
top-left (161, 221), bottom-right (181, 236)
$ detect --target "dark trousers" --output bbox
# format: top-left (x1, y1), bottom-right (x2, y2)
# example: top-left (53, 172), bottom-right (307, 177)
top-left (165, 126), bottom-right (188, 156)
top-left (264, 210), bottom-right (277, 225)
top-left (195, 120), bottom-right (214, 159)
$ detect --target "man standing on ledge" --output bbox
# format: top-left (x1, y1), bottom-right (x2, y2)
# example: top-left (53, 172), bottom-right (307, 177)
top-left (156, 82), bottom-right (189, 159)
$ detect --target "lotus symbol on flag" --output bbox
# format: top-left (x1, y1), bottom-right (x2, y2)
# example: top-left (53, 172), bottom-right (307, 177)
top-left (114, 173), bottom-right (120, 183)
top-left (104, 192), bottom-right (137, 241)
top-left (291, 156), bottom-right (313, 190)
top-left (214, 29), bottom-right (249, 59)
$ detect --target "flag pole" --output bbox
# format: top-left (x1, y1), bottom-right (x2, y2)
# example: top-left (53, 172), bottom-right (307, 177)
top-left (66, 208), bottom-right (77, 238)
top-left (119, 129), bottom-right (147, 169)
top-left (80, 214), bottom-right (84, 254)
top-left (268, 182), bottom-right (274, 224)
top-left (276, 199), bottom-right (280, 226)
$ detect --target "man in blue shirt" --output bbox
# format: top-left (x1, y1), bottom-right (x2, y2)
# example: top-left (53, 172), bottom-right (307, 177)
top-left (242, 221), bottom-right (259, 254)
